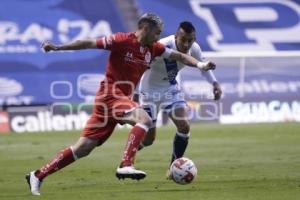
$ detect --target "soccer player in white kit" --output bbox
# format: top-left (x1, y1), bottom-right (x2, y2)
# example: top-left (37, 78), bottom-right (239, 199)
top-left (135, 21), bottom-right (222, 177)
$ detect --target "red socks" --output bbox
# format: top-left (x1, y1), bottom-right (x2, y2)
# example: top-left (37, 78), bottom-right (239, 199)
top-left (35, 147), bottom-right (76, 180)
top-left (34, 124), bottom-right (149, 180)
top-left (121, 124), bottom-right (148, 167)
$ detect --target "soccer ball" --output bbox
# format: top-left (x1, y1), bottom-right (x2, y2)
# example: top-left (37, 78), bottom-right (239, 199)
top-left (169, 157), bottom-right (197, 185)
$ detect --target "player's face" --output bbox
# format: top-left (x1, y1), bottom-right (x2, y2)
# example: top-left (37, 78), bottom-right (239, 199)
top-left (145, 24), bottom-right (162, 46)
top-left (175, 28), bottom-right (196, 53)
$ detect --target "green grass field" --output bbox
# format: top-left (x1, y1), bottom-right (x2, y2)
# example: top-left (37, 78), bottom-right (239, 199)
top-left (0, 123), bottom-right (300, 200)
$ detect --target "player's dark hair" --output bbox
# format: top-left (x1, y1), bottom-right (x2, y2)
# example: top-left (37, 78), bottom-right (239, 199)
top-left (138, 13), bottom-right (163, 29)
top-left (178, 21), bottom-right (196, 33)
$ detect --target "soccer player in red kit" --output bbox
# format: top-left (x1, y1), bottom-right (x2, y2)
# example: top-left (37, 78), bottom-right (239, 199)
top-left (26, 13), bottom-right (216, 195)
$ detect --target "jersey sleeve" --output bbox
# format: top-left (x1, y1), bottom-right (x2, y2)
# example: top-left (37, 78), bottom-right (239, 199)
top-left (191, 42), bottom-right (217, 84)
top-left (191, 42), bottom-right (218, 83)
top-left (153, 42), bottom-right (175, 59)
top-left (201, 70), bottom-right (218, 84)
top-left (152, 42), bottom-right (171, 58)
top-left (96, 32), bottom-right (125, 51)
top-left (134, 80), bottom-right (140, 95)
top-left (191, 42), bottom-right (206, 62)
top-left (161, 47), bottom-right (173, 58)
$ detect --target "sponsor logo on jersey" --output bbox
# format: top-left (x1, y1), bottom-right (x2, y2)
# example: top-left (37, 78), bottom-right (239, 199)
top-left (125, 52), bottom-right (133, 62)
top-left (145, 51), bottom-right (151, 64)
top-left (140, 46), bottom-right (144, 53)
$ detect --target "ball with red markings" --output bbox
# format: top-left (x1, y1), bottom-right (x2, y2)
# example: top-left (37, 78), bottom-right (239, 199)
top-left (169, 157), bottom-right (197, 185)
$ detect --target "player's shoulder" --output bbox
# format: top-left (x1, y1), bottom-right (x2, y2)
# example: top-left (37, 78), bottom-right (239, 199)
top-left (113, 32), bottom-right (135, 42)
top-left (190, 41), bottom-right (202, 53)
top-left (159, 35), bottom-right (175, 46)
top-left (152, 41), bottom-right (166, 51)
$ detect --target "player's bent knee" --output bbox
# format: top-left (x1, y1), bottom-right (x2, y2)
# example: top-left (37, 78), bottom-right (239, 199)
top-left (74, 146), bottom-right (93, 158)
top-left (144, 119), bottom-right (153, 129)
top-left (73, 142), bottom-right (96, 158)
top-left (129, 108), bottom-right (153, 128)
top-left (177, 121), bottom-right (190, 134)
top-left (139, 114), bottom-right (153, 129)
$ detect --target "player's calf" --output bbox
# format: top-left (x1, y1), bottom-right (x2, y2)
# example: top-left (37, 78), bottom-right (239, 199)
top-left (138, 127), bottom-right (156, 150)
top-left (170, 131), bottom-right (190, 164)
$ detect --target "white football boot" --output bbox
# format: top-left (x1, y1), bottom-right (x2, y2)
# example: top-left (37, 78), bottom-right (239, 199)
top-left (25, 171), bottom-right (42, 195)
top-left (116, 166), bottom-right (146, 180)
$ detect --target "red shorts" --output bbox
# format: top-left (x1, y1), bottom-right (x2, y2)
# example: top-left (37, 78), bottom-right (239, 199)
top-left (81, 85), bottom-right (138, 145)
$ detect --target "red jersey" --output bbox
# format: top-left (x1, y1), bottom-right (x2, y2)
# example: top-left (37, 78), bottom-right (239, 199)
top-left (96, 32), bottom-right (166, 96)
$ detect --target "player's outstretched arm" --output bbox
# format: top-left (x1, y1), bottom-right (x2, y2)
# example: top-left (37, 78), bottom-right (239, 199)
top-left (42, 39), bottom-right (98, 52)
top-left (168, 50), bottom-right (215, 71)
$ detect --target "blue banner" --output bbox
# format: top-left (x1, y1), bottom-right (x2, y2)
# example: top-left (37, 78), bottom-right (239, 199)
top-left (180, 56), bottom-right (300, 100)
top-left (137, 0), bottom-right (300, 52)
top-left (179, 55), bottom-right (300, 123)
top-left (0, 0), bottom-right (126, 106)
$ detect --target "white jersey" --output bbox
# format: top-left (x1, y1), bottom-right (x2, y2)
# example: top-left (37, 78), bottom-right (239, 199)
top-left (137, 35), bottom-right (217, 121)
top-left (138, 35), bottom-right (216, 95)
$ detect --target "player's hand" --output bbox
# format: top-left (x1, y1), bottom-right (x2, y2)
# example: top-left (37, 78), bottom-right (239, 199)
top-left (203, 61), bottom-right (216, 71)
top-left (41, 41), bottom-right (59, 52)
top-left (213, 82), bottom-right (222, 100)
